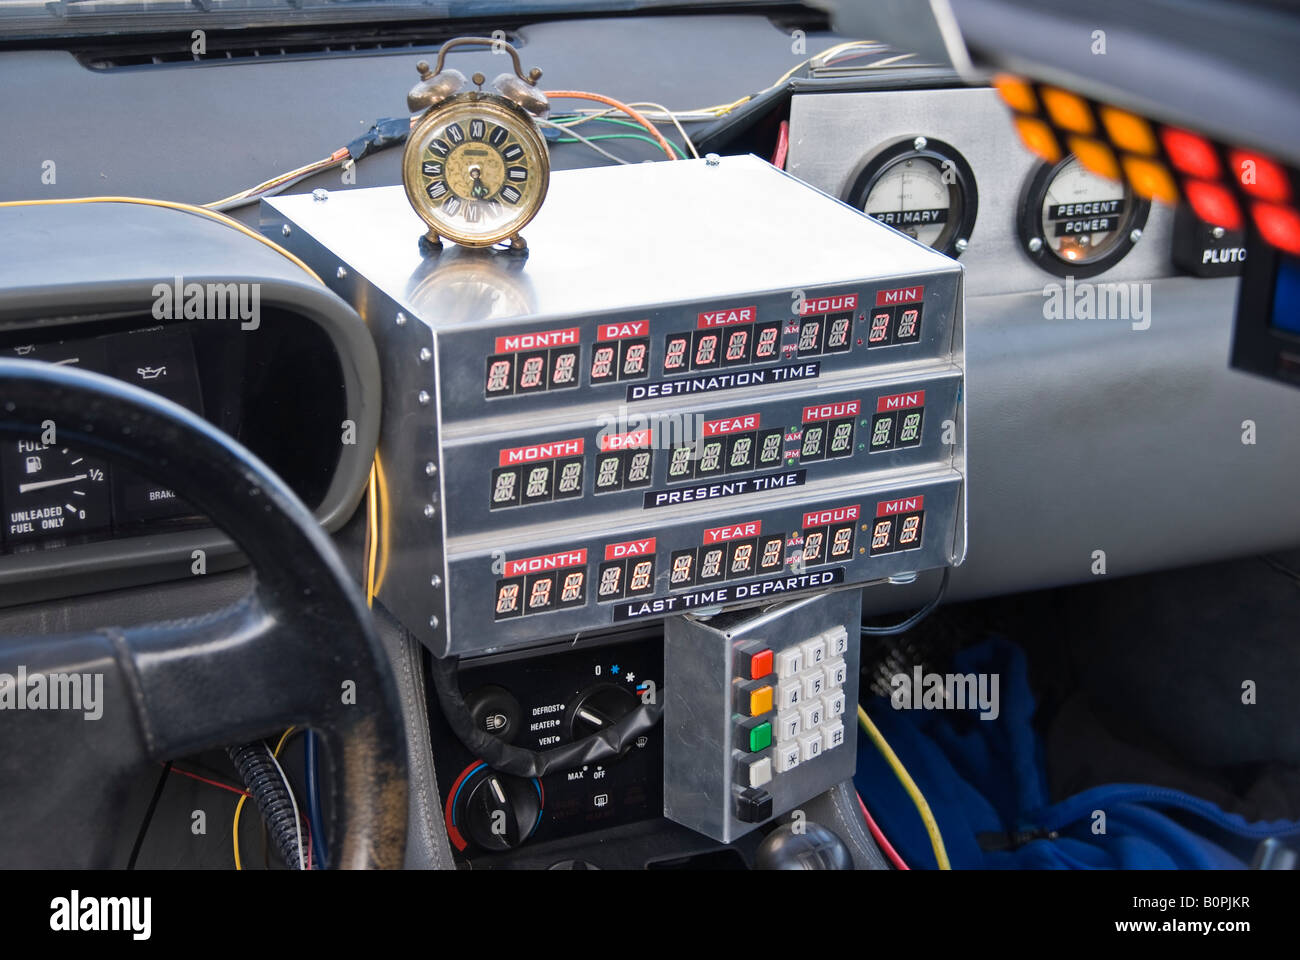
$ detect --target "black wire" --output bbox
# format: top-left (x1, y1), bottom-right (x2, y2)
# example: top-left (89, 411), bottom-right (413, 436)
top-left (861, 567), bottom-right (951, 637)
top-left (126, 760), bottom-right (172, 870)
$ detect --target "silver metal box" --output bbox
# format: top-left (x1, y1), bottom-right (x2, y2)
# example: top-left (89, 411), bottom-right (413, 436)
top-left (663, 589), bottom-right (862, 843)
top-left (264, 155), bottom-right (966, 657)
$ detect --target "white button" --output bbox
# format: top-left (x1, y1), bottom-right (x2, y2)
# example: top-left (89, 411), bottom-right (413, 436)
top-left (777, 648), bottom-right (803, 679)
top-left (823, 691), bottom-right (846, 721)
top-left (801, 637), bottom-right (827, 669)
top-left (800, 702), bottom-right (823, 731)
top-left (829, 628), bottom-right (849, 657)
top-left (775, 743), bottom-right (801, 773)
top-left (778, 709), bottom-right (801, 742)
top-left (799, 731), bottom-right (823, 761)
top-left (825, 658), bottom-right (847, 690)
top-left (803, 669), bottom-right (825, 699)
top-left (777, 679), bottom-right (803, 710)
top-left (747, 756), bottom-right (772, 788)
top-left (823, 721), bottom-right (845, 751)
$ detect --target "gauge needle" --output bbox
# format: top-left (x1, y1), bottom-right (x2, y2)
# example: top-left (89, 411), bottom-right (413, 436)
top-left (19, 473), bottom-right (88, 493)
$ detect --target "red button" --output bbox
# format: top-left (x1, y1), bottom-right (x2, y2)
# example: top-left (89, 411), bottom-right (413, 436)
top-left (748, 649), bottom-right (773, 680)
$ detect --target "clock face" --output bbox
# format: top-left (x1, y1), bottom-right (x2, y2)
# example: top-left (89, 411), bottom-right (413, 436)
top-left (403, 96), bottom-right (549, 247)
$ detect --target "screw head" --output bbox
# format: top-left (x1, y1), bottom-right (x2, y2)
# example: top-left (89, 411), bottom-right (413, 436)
top-left (419, 347), bottom-right (432, 362)
top-left (423, 504), bottom-right (436, 519)
top-left (280, 224), bottom-right (291, 237)
top-left (1129, 228), bottom-right (1143, 244)
top-left (429, 616), bottom-right (440, 629)
top-left (1027, 236), bottom-right (1044, 253)
top-left (395, 312), bottom-right (408, 326)
top-left (954, 237), bottom-right (969, 253)
top-left (913, 136), bottom-right (928, 151)
top-left (424, 461), bottom-right (438, 476)
top-left (312, 188), bottom-right (329, 202)
top-left (1212, 226), bottom-right (1226, 239)
top-left (417, 390), bottom-right (431, 405)
top-left (336, 266), bottom-right (347, 279)
top-left (430, 575), bottom-right (443, 588)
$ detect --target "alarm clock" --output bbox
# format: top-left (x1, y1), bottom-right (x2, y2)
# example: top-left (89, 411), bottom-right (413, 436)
top-left (402, 38), bottom-right (551, 251)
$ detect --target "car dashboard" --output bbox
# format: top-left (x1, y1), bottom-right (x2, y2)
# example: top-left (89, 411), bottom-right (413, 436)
top-left (1, 0), bottom-right (1299, 880)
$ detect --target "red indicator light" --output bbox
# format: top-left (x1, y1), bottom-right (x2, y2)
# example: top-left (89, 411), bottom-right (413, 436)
top-left (1160, 127), bottom-right (1219, 180)
top-left (1252, 202), bottom-right (1300, 255)
top-left (1229, 149), bottom-right (1291, 203)
top-left (1184, 180), bottom-right (1242, 231)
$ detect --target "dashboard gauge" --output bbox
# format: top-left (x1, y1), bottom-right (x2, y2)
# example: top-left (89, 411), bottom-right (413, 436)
top-left (2, 441), bottom-right (112, 545)
top-left (1018, 155), bottom-right (1150, 277)
top-left (847, 137), bottom-right (978, 257)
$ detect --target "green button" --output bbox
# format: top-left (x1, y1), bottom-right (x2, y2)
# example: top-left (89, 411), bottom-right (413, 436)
top-left (749, 721), bottom-right (772, 752)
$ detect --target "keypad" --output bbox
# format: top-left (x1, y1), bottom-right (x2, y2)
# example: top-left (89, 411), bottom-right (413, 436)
top-left (731, 627), bottom-right (850, 787)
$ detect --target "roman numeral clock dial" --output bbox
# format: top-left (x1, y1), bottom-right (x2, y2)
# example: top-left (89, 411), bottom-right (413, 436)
top-left (402, 38), bottom-right (551, 250)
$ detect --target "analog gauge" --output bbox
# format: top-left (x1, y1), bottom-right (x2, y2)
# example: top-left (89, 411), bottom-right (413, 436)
top-left (403, 96), bottom-right (550, 248)
top-left (847, 137), bottom-right (978, 257)
top-left (1018, 154), bottom-right (1150, 277)
top-left (2, 441), bottom-right (112, 545)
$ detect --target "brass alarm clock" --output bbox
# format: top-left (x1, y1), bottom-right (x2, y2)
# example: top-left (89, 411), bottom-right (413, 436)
top-left (402, 38), bottom-right (550, 251)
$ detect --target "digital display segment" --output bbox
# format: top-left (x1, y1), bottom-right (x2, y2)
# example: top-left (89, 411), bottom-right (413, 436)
top-left (661, 304), bottom-right (783, 376)
top-left (491, 438), bottom-right (585, 510)
top-left (798, 401), bottom-right (859, 463)
top-left (869, 497), bottom-right (925, 555)
top-left (663, 413), bottom-right (787, 483)
top-left (865, 294), bottom-right (923, 349)
top-left (869, 391), bottom-right (925, 453)
top-left (799, 505), bottom-right (861, 568)
top-left (494, 549), bottom-right (588, 619)
top-left (592, 429), bottom-right (654, 495)
top-left (485, 326), bottom-right (583, 397)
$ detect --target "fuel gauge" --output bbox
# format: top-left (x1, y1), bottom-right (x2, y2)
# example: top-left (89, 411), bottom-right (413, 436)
top-left (2, 441), bottom-right (113, 545)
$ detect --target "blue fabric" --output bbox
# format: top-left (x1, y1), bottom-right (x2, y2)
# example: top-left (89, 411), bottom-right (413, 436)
top-left (853, 637), bottom-right (1300, 869)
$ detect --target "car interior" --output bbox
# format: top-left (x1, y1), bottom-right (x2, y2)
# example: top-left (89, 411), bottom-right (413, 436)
top-left (1, 0), bottom-right (1299, 878)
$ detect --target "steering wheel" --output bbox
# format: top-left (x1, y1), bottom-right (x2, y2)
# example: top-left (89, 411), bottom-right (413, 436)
top-left (0, 358), bottom-right (407, 868)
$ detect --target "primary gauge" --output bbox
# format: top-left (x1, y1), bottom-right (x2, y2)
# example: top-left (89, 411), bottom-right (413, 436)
top-left (847, 137), bottom-right (978, 257)
top-left (1019, 154), bottom-right (1150, 278)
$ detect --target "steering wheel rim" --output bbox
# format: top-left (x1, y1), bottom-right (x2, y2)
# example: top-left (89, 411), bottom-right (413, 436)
top-left (0, 357), bottom-right (407, 869)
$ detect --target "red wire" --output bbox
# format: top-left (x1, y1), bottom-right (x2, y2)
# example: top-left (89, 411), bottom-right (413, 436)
top-left (857, 789), bottom-right (910, 870)
top-left (771, 120), bottom-right (790, 170)
top-left (169, 765), bottom-right (250, 798)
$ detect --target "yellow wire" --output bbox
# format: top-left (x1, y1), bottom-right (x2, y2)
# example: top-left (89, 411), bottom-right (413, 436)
top-left (233, 726), bottom-right (298, 871)
top-left (0, 196), bottom-right (322, 285)
top-left (366, 460), bottom-right (379, 608)
top-left (857, 704), bottom-right (952, 870)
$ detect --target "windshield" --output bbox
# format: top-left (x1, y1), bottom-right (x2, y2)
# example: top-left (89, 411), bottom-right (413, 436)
top-left (0, 0), bottom-right (792, 41)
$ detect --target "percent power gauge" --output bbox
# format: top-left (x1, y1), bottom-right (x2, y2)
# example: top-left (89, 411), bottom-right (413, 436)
top-left (1018, 154), bottom-right (1150, 278)
top-left (847, 137), bottom-right (978, 257)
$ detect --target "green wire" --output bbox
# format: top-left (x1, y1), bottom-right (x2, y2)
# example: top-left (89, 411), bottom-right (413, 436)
top-left (554, 133), bottom-right (688, 159)
top-left (550, 115), bottom-right (689, 159)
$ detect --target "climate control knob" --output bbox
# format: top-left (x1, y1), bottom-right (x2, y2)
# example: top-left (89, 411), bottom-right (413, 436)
top-left (567, 682), bottom-right (640, 741)
top-left (453, 764), bottom-right (543, 852)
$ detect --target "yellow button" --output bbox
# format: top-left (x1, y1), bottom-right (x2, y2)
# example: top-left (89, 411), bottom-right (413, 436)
top-left (749, 685), bottom-right (774, 716)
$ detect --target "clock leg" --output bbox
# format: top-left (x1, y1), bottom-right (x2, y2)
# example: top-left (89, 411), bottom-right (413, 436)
top-left (505, 233), bottom-right (528, 253)
top-left (418, 229), bottom-right (444, 256)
